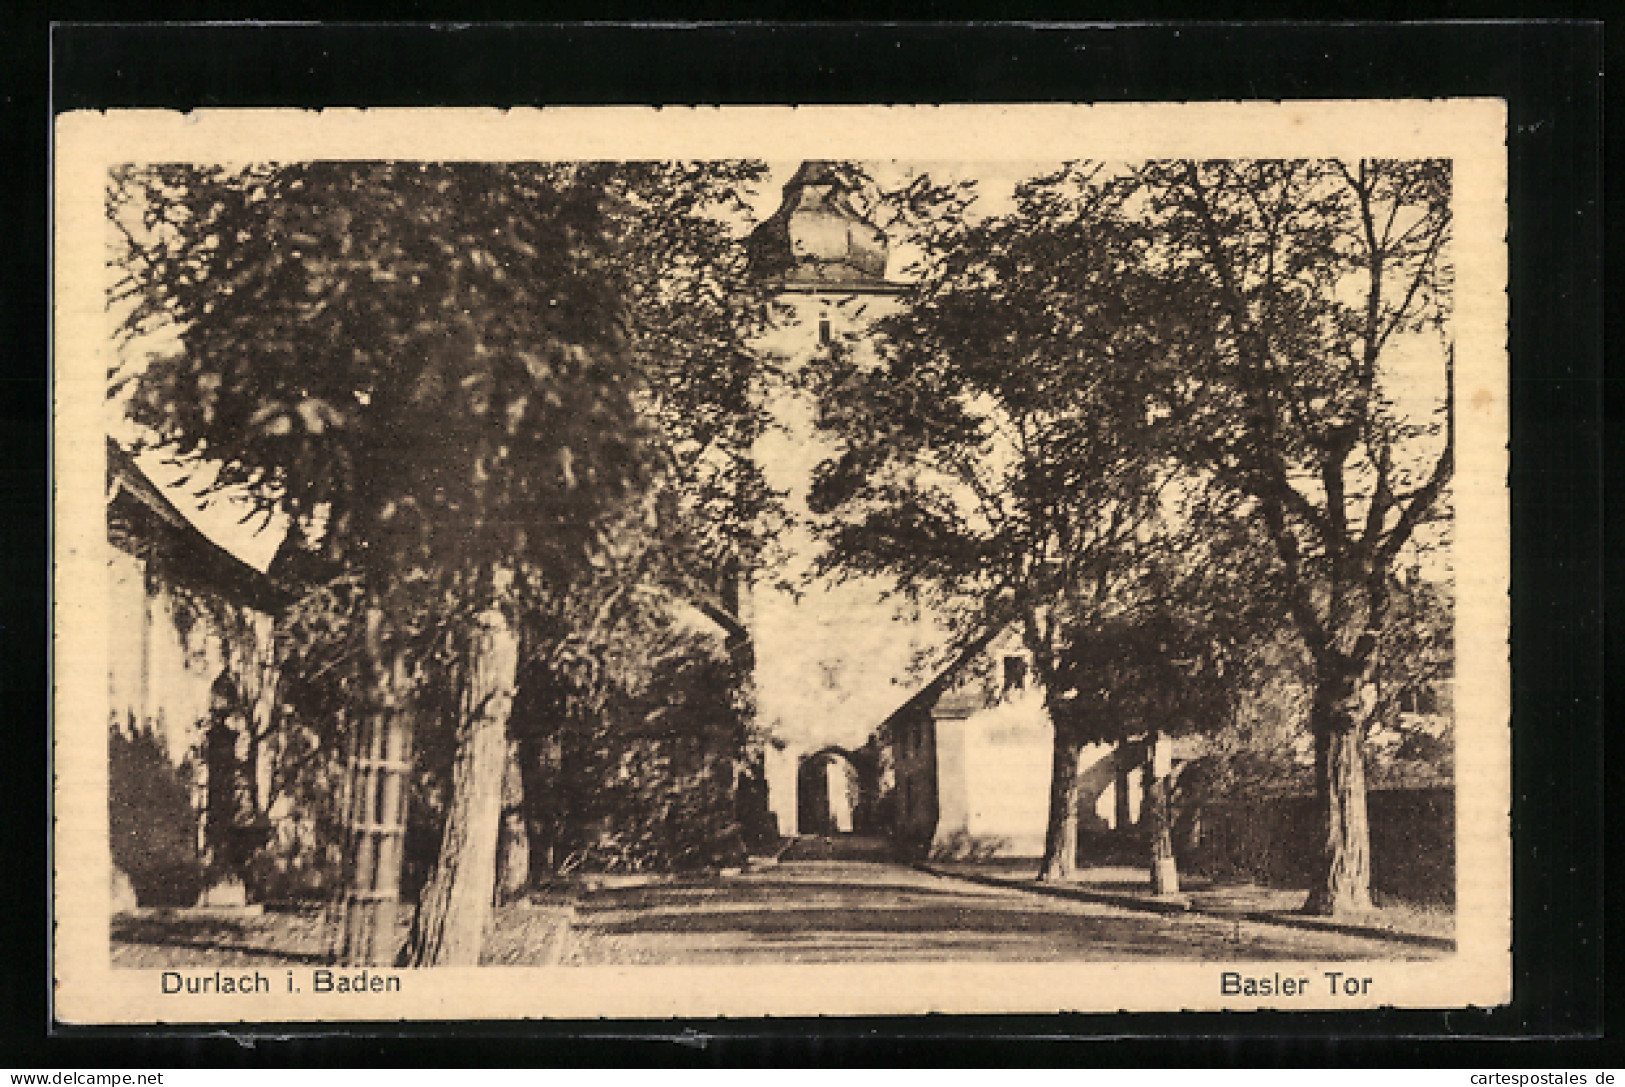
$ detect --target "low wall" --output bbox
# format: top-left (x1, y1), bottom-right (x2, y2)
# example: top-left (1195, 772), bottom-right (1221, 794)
top-left (1179, 786), bottom-right (1455, 905)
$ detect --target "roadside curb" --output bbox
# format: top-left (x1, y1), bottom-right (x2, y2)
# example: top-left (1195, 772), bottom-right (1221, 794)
top-left (917, 863), bottom-right (1457, 953)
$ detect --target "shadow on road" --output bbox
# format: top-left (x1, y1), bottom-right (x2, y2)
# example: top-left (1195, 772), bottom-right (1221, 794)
top-left (564, 859), bottom-right (1443, 965)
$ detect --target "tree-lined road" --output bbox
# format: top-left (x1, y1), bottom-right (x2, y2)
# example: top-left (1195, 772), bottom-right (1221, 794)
top-left (108, 157), bottom-right (1457, 969)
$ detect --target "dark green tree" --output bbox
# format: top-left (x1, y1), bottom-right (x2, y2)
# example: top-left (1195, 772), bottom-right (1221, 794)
top-left (502, 490), bottom-right (761, 885)
top-left (109, 717), bottom-right (205, 907)
top-left (492, 161), bottom-right (778, 892)
top-left (806, 167), bottom-right (1196, 882)
top-left (1054, 608), bottom-right (1236, 894)
top-left (114, 159), bottom-right (780, 955)
top-left (110, 161), bottom-right (777, 963)
top-left (1126, 159), bottom-right (1455, 914)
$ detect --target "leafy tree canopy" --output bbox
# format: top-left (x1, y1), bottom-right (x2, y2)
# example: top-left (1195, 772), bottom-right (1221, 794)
top-left (112, 161), bottom-right (783, 622)
top-left (1121, 158), bottom-right (1455, 677)
top-left (114, 162), bottom-right (649, 607)
top-left (807, 165), bottom-right (1180, 652)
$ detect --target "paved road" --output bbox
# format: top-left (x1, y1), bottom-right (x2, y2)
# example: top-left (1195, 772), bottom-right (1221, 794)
top-left (561, 857), bottom-right (1441, 965)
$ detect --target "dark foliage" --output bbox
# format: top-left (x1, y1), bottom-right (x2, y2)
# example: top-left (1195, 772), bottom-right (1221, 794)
top-left (519, 637), bottom-right (755, 874)
top-left (108, 716), bottom-right (205, 907)
top-left (1180, 788), bottom-right (1454, 906)
top-left (1054, 608), bottom-right (1237, 747)
top-left (111, 162), bottom-right (781, 928)
top-left (113, 162), bottom-right (653, 608)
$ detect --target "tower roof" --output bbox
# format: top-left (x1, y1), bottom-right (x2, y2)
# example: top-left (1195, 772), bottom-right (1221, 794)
top-left (749, 161), bottom-right (901, 293)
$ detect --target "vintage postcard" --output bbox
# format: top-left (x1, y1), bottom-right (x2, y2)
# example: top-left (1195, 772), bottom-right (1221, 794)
top-left (53, 102), bottom-right (1510, 1023)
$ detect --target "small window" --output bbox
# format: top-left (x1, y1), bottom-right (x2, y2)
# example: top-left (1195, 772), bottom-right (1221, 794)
top-left (819, 660), bottom-right (841, 690)
top-left (818, 318), bottom-right (832, 345)
top-left (1002, 655), bottom-right (1028, 692)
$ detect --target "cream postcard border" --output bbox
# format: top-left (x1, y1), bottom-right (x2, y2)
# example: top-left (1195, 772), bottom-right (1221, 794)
top-left (53, 102), bottom-right (1511, 1023)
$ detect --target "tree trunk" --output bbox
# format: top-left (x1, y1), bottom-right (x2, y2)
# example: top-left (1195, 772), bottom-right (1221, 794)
top-left (1038, 731), bottom-right (1083, 882)
top-left (1143, 729), bottom-right (1179, 896)
top-left (399, 603), bottom-right (520, 966)
top-left (496, 745), bottom-right (529, 902)
top-left (1302, 665), bottom-right (1374, 916)
top-left (337, 605), bottom-right (415, 966)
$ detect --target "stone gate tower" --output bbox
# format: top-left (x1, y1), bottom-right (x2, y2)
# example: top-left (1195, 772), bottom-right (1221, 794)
top-left (743, 162), bottom-right (943, 838)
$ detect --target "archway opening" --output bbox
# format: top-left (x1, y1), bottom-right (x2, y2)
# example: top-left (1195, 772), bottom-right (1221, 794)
top-left (796, 749), bottom-right (861, 837)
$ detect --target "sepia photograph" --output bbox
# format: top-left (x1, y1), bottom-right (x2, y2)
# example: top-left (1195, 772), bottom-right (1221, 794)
top-left (52, 103), bottom-right (1511, 1021)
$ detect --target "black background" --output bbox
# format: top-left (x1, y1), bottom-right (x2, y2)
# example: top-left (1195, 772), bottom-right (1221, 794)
top-left (3, 16), bottom-right (1610, 1067)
